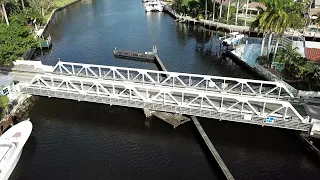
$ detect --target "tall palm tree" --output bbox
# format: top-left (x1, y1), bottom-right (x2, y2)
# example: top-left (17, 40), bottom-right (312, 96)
top-left (212, 0), bottom-right (216, 21)
top-left (251, 0), bottom-right (305, 57)
top-left (219, 0), bottom-right (223, 20)
top-left (21, 0), bottom-right (25, 9)
top-left (226, 0), bottom-right (231, 22)
top-left (235, 0), bottom-right (240, 25)
top-left (0, 0), bottom-right (10, 25)
top-left (244, 0), bottom-right (249, 26)
top-left (205, 0), bottom-right (208, 20)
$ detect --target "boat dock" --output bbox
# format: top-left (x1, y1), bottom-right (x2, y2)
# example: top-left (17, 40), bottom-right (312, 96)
top-left (38, 35), bottom-right (52, 49)
top-left (191, 116), bottom-right (235, 180)
top-left (113, 46), bottom-right (167, 72)
top-left (113, 49), bottom-right (155, 62)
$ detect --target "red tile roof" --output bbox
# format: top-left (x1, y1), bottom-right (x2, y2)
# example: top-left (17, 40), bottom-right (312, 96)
top-left (306, 48), bottom-right (320, 62)
top-left (247, 2), bottom-right (267, 11)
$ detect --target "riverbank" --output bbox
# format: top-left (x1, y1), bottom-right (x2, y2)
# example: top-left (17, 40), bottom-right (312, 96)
top-left (0, 94), bottom-right (33, 134)
top-left (43, 0), bottom-right (82, 35)
top-left (163, 5), bottom-right (251, 33)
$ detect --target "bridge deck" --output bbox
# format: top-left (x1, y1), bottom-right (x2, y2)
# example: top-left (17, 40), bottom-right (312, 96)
top-left (20, 74), bottom-right (311, 131)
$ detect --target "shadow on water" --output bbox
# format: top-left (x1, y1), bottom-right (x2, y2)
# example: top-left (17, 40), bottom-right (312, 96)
top-left (190, 122), bottom-right (230, 180)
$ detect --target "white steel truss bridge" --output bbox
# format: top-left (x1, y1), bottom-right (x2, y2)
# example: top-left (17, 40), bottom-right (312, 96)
top-left (51, 61), bottom-right (296, 100)
top-left (20, 73), bottom-right (311, 131)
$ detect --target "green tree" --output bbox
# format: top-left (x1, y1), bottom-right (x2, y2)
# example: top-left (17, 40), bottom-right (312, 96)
top-left (0, 95), bottom-right (9, 119)
top-left (0, 22), bottom-right (37, 66)
top-left (251, 0), bottom-right (305, 57)
top-left (28, 0), bottom-right (54, 17)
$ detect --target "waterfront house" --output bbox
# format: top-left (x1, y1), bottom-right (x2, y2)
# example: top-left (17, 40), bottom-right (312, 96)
top-left (238, 2), bottom-right (267, 21)
top-left (310, 0), bottom-right (320, 17)
top-left (0, 75), bottom-right (16, 100)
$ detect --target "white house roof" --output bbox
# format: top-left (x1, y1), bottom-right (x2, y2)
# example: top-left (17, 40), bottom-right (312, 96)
top-left (315, 0), bottom-right (320, 6)
top-left (0, 75), bottom-right (13, 87)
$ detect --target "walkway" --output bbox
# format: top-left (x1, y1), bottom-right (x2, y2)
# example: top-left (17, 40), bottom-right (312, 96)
top-left (191, 116), bottom-right (235, 180)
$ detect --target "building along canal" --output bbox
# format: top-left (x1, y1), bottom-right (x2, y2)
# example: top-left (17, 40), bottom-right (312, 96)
top-left (11, 0), bottom-right (320, 179)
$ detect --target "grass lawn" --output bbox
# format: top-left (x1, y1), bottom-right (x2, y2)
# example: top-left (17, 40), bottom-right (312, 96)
top-left (44, 0), bottom-right (78, 22)
top-left (55, 0), bottom-right (77, 8)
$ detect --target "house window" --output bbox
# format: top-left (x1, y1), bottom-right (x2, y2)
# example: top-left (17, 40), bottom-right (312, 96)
top-left (2, 88), bottom-right (9, 95)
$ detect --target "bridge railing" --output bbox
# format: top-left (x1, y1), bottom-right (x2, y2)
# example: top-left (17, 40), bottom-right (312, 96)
top-left (20, 74), bottom-right (310, 131)
top-left (51, 61), bottom-right (295, 99)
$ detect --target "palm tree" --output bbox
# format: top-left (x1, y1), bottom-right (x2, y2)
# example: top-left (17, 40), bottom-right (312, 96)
top-left (219, 0), bottom-right (223, 20)
top-left (21, 0), bottom-right (25, 9)
top-left (235, 0), bottom-right (240, 25)
top-left (244, 0), bottom-right (249, 26)
top-left (226, 0), bottom-right (231, 22)
top-left (212, 0), bottom-right (216, 21)
top-left (251, 0), bottom-right (305, 57)
top-left (205, 0), bottom-right (208, 20)
top-left (0, 0), bottom-right (10, 25)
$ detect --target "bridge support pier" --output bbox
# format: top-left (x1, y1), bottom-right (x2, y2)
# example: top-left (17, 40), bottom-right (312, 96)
top-left (143, 108), bottom-right (154, 118)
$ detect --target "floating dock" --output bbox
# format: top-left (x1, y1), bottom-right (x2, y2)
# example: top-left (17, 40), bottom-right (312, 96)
top-left (191, 116), bottom-right (235, 180)
top-left (113, 46), bottom-right (167, 72)
top-left (113, 49), bottom-right (155, 62)
top-left (38, 35), bottom-right (52, 49)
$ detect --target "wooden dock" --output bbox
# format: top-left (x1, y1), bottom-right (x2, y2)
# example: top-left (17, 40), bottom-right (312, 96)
top-left (191, 116), bottom-right (235, 180)
top-left (113, 46), bottom-right (167, 72)
top-left (38, 35), bottom-right (52, 49)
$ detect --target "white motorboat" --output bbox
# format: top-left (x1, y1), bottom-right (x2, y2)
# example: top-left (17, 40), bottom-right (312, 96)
top-left (144, 1), bottom-right (164, 12)
top-left (0, 120), bottom-right (33, 180)
top-left (221, 32), bottom-right (245, 46)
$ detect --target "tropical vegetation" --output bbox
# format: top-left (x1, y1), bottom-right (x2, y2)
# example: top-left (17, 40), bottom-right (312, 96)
top-left (171, 0), bottom-right (266, 25)
top-left (258, 45), bottom-right (320, 91)
top-left (0, 95), bottom-right (9, 119)
top-left (251, 0), bottom-right (306, 56)
top-left (0, 0), bottom-right (74, 66)
top-left (251, 0), bottom-right (320, 90)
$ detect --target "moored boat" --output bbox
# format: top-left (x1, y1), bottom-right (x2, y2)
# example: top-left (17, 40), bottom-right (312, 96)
top-left (221, 32), bottom-right (245, 46)
top-left (0, 120), bottom-right (33, 180)
top-left (144, 1), bottom-right (164, 12)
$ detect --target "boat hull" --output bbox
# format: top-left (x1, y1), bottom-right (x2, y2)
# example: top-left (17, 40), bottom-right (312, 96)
top-left (0, 120), bottom-right (32, 180)
top-left (1, 150), bottom-right (22, 180)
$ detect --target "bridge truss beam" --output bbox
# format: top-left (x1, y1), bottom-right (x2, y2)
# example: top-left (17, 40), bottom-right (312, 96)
top-left (21, 74), bottom-right (310, 131)
top-left (52, 61), bottom-right (294, 99)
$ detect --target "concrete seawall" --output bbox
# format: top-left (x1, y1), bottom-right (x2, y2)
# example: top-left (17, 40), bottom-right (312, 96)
top-left (164, 5), bottom-right (251, 33)
top-left (43, 0), bottom-right (82, 35)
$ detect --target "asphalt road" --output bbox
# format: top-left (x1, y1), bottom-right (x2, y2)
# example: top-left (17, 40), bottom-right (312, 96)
top-left (0, 71), bottom-right (36, 83)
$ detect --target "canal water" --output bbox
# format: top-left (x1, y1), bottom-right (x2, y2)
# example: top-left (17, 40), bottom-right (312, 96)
top-left (11, 0), bottom-right (320, 179)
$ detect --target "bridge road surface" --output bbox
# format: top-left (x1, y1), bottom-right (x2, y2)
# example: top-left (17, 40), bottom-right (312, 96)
top-left (0, 71), bottom-right (36, 83)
